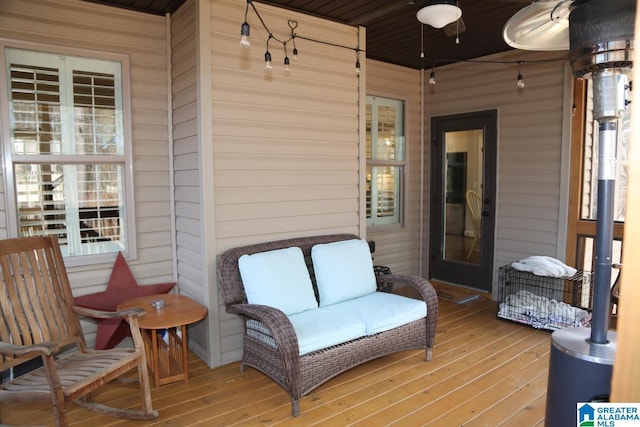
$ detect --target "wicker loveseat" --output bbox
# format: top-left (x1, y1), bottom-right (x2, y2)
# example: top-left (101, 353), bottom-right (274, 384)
top-left (217, 234), bottom-right (438, 416)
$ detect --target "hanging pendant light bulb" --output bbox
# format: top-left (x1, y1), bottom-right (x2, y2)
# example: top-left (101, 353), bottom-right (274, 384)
top-left (516, 62), bottom-right (525, 88)
top-left (420, 24), bottom-right (425, 58)
top-left (429, 70), bottom-right (436, 86)
top-left (240, 21), bottom-right (251, 47)
top-left (284, 56), bottom-right (291, 75)
top-left (264, 51), bottom-right (273, 71)
top-left (283, 43), bottom-right (291, 75)
top-left (264, 35), bottom-right (273, 72)
top-left (240, 0), bottom-right (252, 47)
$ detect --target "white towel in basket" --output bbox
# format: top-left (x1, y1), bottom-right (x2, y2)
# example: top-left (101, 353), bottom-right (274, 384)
top-left (511, 256), bottom-right (577, 278)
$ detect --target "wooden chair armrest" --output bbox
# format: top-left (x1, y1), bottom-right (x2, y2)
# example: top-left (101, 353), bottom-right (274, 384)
top-left (0, 340), bottom-right (59, 357)
top-left (73, 306), bottom-right (146, 351)
top-left (73, 305), bottom-right (145, 319)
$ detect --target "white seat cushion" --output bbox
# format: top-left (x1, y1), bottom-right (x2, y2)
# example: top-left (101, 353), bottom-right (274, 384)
top-left (238, 246), bottom-right (318, 315)
top-left (311, 239), bottom-right (377, 307)
top-left (323, 292), bottom-right (427, 335)
top-left (288, 308), bottom-right (366, 355)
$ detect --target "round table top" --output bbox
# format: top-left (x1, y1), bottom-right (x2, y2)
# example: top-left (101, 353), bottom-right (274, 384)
top-left (117, 294), bottom-right (207, 330)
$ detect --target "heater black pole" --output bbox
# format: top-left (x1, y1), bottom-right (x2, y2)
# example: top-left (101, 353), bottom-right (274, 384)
top-left (589, 70), bottom-right (626, 344)
top-left (590, 120), bottom-right (616, 344)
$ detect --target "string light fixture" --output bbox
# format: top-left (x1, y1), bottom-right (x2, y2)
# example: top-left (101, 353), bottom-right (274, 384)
top-left (421, 56), bottom-right (566, 90)
top-left (429, 70), bottom-right (436, 86)
top-left (239, 0), bottom-right (363, 75)
top-left (415, 3), bottom-right (556, 91)
top-left (264, 35), bottom-right (273, 71)
top-left (517, 61), bottom-right (525, 89)
top-left (420, 24), bottom-right (425, 59)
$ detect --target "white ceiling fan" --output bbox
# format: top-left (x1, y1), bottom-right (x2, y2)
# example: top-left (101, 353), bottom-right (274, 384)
top-left (352, 0), bottom-right (467, 37)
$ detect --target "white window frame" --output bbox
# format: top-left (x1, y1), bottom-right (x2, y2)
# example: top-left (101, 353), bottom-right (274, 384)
top-left (366, 95), bottom-right (406, 228)
top-left (0, 40), bottom-right (136, 266)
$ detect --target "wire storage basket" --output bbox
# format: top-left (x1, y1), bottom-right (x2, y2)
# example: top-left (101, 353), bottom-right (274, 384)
top-left (497, 265), bottom-right (592, 330)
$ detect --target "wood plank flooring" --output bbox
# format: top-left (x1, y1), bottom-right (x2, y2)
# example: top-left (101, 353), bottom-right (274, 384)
top-left (1, 294), bottom-right (552, 426)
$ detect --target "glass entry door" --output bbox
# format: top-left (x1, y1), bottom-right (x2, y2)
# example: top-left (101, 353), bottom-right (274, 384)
top-left (429, 110), bottom-right (497, 291)
top-left (443, 131), bottom-right (483, 264)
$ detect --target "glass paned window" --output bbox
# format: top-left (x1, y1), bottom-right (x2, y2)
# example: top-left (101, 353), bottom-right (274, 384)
top-left (4, 47), bottom-right (131, 259)
top-left (366, 96), bottom-right (405, 226)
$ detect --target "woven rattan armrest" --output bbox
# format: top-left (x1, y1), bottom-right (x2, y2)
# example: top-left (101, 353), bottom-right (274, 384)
top-left (376, 273), bottom-right (437, 302)
top-left (376, 273), bottom-right (438, 360)
top-left (228, 303), bottom-right (301, 358)
top-left (0, 341), bottom-right (59, 357)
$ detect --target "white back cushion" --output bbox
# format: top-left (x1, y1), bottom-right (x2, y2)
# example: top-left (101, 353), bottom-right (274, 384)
top-left (238, 247), bottom-right (318, 315)
top-left (311, 239), bottom-right (377, 306)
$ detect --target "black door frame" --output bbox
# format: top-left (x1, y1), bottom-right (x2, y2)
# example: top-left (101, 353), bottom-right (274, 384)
top-left (429, 109), bottom-right (497, 291)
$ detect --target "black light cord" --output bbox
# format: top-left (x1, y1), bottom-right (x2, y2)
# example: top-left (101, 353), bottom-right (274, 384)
top-left (425, 56), bottom-right (568, 68)
top-left (243, 0), bottom-right (566, 77)
top-left (240, 0), bottom-right (363, 74)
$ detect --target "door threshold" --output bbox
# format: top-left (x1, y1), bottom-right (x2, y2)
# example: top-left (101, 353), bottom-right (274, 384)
top-left (430, 279), bottom-right (492, 303)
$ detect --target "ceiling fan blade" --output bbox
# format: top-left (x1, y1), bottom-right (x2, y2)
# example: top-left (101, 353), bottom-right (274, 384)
top-left (443, 17), bottom-right (466, 37)
top-left (503, 0), bottom-right (573, 51)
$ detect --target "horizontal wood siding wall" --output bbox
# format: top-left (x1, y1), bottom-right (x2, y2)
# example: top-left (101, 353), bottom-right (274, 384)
top-left (366, 60), bottom-right (423, 275)
top-left (0, 0), bottom-right (175, 344)
top-left (211, 0), bottom-right (360, 363)
top-left (424, 51), bottom-right (569, 294)
top-left (171, 0), bottom-right (214, 364)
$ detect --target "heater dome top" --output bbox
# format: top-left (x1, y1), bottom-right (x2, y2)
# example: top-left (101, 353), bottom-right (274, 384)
top-left (503, 0), bottom-right (572, 51)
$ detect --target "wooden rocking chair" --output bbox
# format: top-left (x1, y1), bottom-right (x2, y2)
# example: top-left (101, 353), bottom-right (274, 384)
top-left (0, 236), bottom-right (158, 426)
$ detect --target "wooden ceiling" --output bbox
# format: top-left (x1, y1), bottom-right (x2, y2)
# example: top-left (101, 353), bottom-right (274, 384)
top-left (83, 0), bottom-right (534, 70)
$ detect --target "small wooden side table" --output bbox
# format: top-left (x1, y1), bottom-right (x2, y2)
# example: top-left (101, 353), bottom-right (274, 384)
top-left (117, 294), bottom-right (207, 387)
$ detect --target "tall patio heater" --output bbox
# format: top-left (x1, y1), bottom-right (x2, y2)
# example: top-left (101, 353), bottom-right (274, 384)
top-left (503, 0), bottom-right (634, 425)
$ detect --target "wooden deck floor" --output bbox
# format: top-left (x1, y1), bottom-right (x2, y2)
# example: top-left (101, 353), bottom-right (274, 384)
top-left (1, 294), bottom-right (552, 426)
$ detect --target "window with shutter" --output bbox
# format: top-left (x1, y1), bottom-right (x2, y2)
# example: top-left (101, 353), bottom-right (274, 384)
top-left (3, 46), bottom-right (134, 261)
top-left (365, 96), bottom-right (405, 227)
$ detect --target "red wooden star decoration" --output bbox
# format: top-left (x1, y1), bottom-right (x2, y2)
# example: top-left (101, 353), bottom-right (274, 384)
top-left (74, 252), bottom-right (175, 350)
